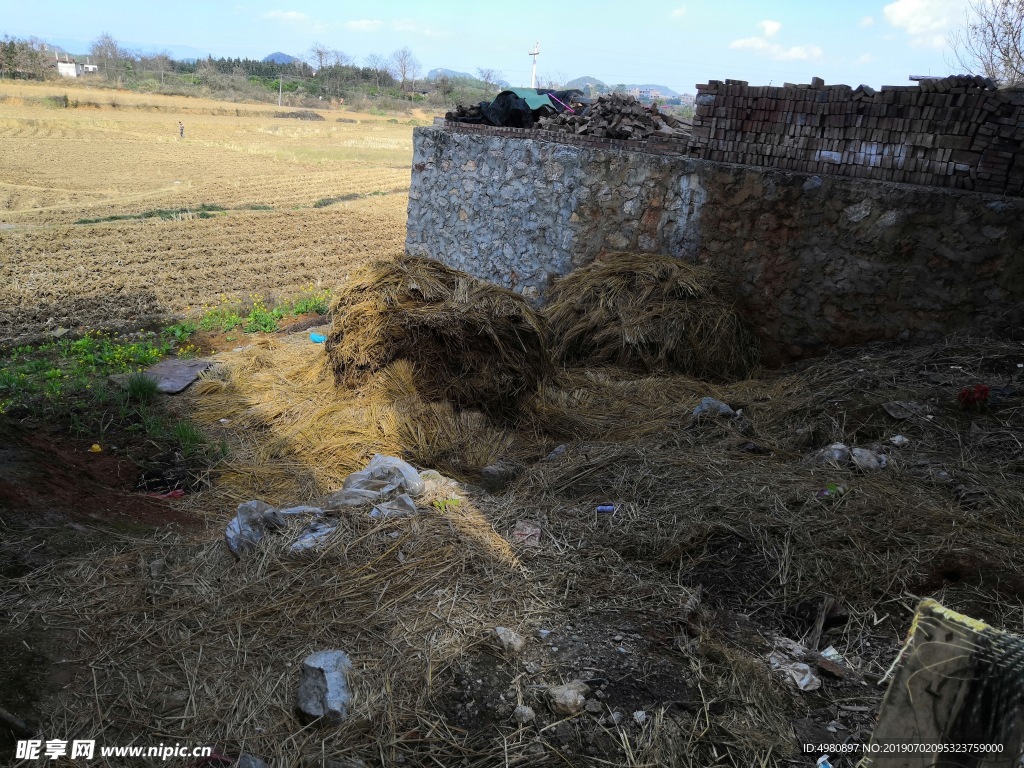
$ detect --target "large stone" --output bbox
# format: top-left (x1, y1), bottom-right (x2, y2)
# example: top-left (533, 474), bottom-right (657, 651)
top-left (547, 680), bottom-right (590, 715)
top-left (297, 650), bottom-right (354, 725)
top-left (110, 357), bottom-right (214, 395)
top-left (479, 462), bottom-right (520, 493)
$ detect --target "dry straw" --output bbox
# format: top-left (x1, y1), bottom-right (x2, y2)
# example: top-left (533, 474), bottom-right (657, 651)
top-left (6, 246), bottom-right (1024, 768)
top-left (325, 255), bottom-right (551, 418)
top-left (544, 252), bottom-right (760, 381)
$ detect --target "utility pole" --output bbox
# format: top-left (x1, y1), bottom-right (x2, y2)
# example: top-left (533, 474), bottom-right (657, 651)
top-left (528, 41), bottom-right (540, 88)
top-left (279, 75), bottom-right (283, 106)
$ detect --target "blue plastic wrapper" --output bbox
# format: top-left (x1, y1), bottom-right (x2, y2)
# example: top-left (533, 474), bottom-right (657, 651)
top-left (310, 333), bottom-right (327, 344)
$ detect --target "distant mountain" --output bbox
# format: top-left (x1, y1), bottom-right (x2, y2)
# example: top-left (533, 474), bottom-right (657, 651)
top-left (263, 52), bottom-right (301, 65)
top-left (564, 77), bottom-right (679, 98)
top-left (565, 76), bottom-right (610, 93)
top-left (427, 67), bottom-right (473, 81)
top-left (427, 68), bottom-right (510, 88)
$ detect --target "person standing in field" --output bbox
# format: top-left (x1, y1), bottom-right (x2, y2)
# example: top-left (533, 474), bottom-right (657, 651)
top-left (179, 121), bottom-right (184, 139)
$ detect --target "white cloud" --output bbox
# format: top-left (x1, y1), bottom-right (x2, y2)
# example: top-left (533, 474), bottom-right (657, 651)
top-left (345, 19), bottom-right (383, 31)
top-left (671, 6), bottom-right (687, 17)
top-left (860, 15), bottom-right (875, 26)
top-left (263, 10), bottom-right (307, 23)
top-left (882, 0), bottom-right (968, 47)
top-left (729, 22), bottom-right (823, 61)
top-left (390, 18), bottom-right (444, 37)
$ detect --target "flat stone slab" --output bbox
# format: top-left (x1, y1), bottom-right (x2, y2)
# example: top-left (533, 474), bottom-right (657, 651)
top-left (110, 357), bottom-right (214, 394)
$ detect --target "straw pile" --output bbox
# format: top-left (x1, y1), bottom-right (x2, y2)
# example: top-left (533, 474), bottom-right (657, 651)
top-left (325, 256), bottom-right (551, 417)
top-left (544, 253), bottom-right (760, 380)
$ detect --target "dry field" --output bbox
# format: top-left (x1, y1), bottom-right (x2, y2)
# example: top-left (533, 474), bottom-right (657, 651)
top-left (0, 81), bottom-right (421, 343)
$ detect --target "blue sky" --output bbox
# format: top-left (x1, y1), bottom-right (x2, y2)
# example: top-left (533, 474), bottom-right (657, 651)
top-left (2, 0), bottom-right (974, 92)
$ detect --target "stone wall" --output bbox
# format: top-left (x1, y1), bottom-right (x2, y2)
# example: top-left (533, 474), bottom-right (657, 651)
top-left (407, 125), bottom-right (1023, 364)
top-left (690, 76), bottom-right (1024, 195)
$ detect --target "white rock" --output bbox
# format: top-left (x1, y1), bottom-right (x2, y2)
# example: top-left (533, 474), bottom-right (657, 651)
top-left (297, 650), bottom-right (354, 725)
top-left (547, 680), bottom-right (590, 715)
top-left (494, 627), bottom-right (526, 654)
top-left (513, 705), bottom-right (536, 723)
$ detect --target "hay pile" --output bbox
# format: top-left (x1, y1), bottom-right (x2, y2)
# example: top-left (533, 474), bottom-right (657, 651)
top-left (544, 252), bottom-right (760, 380)
top-left (325, 256), bottom-right (550, 417)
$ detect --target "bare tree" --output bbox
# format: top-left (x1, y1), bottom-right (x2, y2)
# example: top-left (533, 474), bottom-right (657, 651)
top-left (331, 50), bottom-right (355, 67)
top-left (476, 67), bottom-right (502, 90)
top-left (90, 32), bottom-right (130, 81)
top-left (308, 42), bottom-right (331, 71)
top-left (364, 53), bottom-right (394, 88)
top-left (950, 0), bottom-right (1024, 86)
top-left (390, 46), bottom-right (420, 89)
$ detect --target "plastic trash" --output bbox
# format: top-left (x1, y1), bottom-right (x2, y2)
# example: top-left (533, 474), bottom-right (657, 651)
top-left (225, 501), bottom-right (326, 555)
top-left (851, 447), bottom-right (887, 471)
top-left (816, 483), bottom-right (848, 499)
top-left (290, 519), bottom-right (338, 552)
top-left (324, 454), bottom-right (424, 509)
top-left (225, 500), bottom-right (285, 555)
top-left (596, 504), bottom-right (616, 514)
top-left (369, 493), bottom-right (418, 519)
top-left (814, 443), bottom-right (851, 465)
top-left (310, 333), bottom-right (327, 344)
top-left (692, 397), bottom-right (736, 419)
top-left (889, 434), bottom-right (909, 447)
top-left (89, 443), bottom-right (102, 452)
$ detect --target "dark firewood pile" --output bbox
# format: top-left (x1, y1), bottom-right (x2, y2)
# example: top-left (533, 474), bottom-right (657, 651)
top-left (537, 94), bottom-right (691, 141)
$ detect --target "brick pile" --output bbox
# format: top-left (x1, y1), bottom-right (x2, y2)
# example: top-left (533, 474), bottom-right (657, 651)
top-left (689, 76), bottom-right (1024, 195)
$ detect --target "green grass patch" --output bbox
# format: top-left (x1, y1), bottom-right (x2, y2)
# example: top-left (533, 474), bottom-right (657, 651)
top-left (0, 331), bottom-right (173, 413)
top-left (124, 372), bottom-right (160, 404)
top-left (75, 203), bottom-right (227, 225)
top-left (313, 189), bottom-right (403, 208)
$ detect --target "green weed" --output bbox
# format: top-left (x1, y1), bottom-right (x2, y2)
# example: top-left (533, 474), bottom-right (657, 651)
top-left (125, 372), bottom-right (159, 404)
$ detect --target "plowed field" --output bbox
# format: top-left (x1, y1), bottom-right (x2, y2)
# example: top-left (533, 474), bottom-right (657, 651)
top-left (0, 82), bottom-right (420, 343)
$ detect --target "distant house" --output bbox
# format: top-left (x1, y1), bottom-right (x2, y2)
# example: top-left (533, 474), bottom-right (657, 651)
top-left (56, 60), bottom-right (82, 78)
top-left (628, 87), bottom-right (663, 102)
top-left (54, 55), bottom-right (97, 78)
top-left (679, 93), bottom-right (695, 106)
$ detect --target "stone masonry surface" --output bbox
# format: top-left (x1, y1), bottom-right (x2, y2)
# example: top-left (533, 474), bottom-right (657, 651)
top-left (407, 125), bottom-right (1023, 364)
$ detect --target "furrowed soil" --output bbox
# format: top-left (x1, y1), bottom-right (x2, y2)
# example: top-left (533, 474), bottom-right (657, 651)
top-left (0, 81), bottom-right (415, 345)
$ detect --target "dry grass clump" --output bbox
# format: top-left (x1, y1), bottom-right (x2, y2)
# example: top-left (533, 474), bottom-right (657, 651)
top-left (544, 253), bottom-right (760, 380)
top-left (325, 256), bottom-right (551, 417)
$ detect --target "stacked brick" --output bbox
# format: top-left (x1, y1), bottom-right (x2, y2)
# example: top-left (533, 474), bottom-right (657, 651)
top-left (689, 76), bottom-right (1024, 196)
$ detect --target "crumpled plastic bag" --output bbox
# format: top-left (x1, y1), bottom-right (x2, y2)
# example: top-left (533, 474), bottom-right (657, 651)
top-left (324, 454), bottom-right (424, 508)
top-left (370, 493), bottom-right (418, 519)
top-left (225, 501), bottom-right (325, 555)
top-left (290, 519), bottom-right (338, 552)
